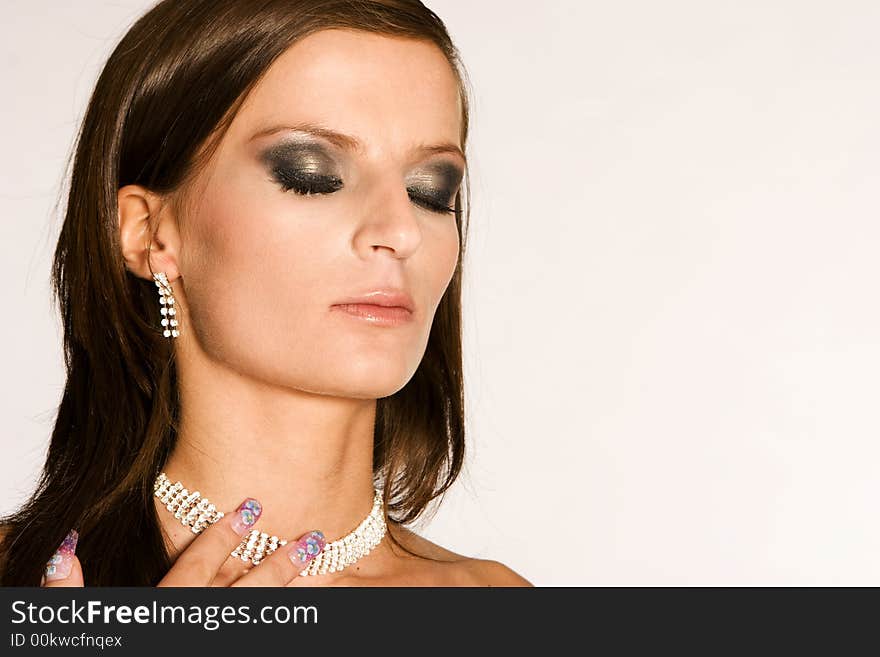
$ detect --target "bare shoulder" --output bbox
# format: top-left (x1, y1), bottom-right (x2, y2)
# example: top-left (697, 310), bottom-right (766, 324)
top-left (387, 523), bottom-right (468, 561)
top-left (460, 558), bottom-right (535, 587)
top-left (386, 524), bottom-right (534, 587)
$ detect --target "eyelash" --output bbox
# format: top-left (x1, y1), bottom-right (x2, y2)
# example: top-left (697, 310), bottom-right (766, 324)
top-left (272, 170), bottom-right (459, 216)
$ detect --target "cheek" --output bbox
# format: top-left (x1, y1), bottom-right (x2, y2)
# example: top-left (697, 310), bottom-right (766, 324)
top-left (179, 179), bottom-right (461, 397)
top-left (180, 180), bottom-right (332, 373)
top-left (425, 219), bottom-right (461, 308)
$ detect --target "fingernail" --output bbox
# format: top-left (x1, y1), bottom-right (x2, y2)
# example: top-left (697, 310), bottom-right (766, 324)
top-left (288, 530), bottom-right (326, 567)
top-left (230, 498), bottom-right (262, 536)
top-left (44, 529), bottom-right (78, 582)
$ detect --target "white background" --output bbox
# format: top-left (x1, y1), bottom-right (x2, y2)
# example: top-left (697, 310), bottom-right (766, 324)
top-left (2, 1), bottom-right (879, 585)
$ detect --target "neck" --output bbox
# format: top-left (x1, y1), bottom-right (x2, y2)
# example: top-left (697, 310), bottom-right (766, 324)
top-left (157, 348), bottom-right (380, 553)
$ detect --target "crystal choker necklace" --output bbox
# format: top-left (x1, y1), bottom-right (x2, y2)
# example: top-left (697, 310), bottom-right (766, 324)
top-left (153, 472), bottom-right (387, 576)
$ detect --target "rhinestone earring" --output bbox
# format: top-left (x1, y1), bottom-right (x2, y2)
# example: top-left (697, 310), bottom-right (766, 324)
top-left (153, 272), bottom-right (179, 338)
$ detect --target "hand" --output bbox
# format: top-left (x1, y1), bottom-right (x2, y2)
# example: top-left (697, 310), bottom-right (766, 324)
top-left (40, 498), bottom-right (326, 587)
top-left (40, 529), bottom-right (82, 587)
top-left (157, 497), bottom-right (325, 586)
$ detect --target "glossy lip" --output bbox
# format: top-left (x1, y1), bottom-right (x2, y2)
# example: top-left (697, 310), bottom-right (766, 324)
top-left (331, 289), bottom-right (415, 312)
top-left (331, 303), bottom-right (414, 326)
top-left (330, 289), bottom-right (416, 327)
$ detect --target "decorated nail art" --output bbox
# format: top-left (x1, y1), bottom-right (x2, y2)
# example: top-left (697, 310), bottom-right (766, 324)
top-left (230, 498), bottom-right (262, 536)
top-left (44, 529), bottom-right (78, 582)
top-left (288, 530), bottom-right (326, 567)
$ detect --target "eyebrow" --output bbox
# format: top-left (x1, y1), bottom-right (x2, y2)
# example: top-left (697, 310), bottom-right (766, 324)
top-left (250, 122), bottom-right (466, 165)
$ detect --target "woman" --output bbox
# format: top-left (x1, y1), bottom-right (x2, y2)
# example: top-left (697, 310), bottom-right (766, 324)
top-left (0, 0), bottom-right (532, 587)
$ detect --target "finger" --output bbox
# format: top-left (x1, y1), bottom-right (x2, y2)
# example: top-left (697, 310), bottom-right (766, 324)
top-left (157, 497), bottom-right (263, 587)
top-left (42, 530), bottom-right (84, 587)
top-left (42, 555), bottom-right (84, 587)
top-left (231, 530), bottom-right (326, 587)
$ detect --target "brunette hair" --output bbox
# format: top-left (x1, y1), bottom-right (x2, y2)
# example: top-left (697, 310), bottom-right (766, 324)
top-left (0, 0), bottom-right (471, 585)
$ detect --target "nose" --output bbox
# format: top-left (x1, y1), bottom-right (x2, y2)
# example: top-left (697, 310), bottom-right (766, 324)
top-left (352, 179), bottom-right (423, 260)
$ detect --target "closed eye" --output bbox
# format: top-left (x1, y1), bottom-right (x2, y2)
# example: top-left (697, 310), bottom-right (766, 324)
top-left (407, 192), bottom-right (459, 215)
top-left (272, 168), bottom-right (459, 216)
top-left (272, 168), bottom-right (342, 195)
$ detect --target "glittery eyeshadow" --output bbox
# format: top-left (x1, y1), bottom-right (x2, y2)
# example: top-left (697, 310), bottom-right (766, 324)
top-left (407, 161), bottom-right (463, 207)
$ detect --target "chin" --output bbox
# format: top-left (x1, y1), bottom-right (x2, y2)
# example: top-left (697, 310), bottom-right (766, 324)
top-left (337, 364), bottom-right (415, 398)
top-left (297, 354), bottom-right (416, 399)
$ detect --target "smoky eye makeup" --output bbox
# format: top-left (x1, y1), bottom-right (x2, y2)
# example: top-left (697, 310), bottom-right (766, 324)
top-left (257, 136), bottom-right (464, 214)
top-left (259, 140), bottom-right (344, 194)
top-left (406, 161), bottom-right (464, 212)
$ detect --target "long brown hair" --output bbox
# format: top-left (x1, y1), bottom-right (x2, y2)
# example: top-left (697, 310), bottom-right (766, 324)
top-left (0, 0), bottom-right (472, 586)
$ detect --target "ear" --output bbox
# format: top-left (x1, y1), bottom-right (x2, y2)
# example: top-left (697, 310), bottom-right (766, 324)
top-left (118, 184), bottom-right (182, 283)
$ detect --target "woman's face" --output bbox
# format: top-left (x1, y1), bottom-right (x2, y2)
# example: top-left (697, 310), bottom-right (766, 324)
top-left (174, 29), bottom-right (464, 398)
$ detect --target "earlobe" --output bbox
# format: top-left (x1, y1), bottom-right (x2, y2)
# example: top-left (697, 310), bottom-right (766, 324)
top-left (117, 184), bottom-right (181, 282)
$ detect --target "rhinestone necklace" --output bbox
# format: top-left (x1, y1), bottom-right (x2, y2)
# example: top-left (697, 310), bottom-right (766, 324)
top-left (153, 472), bottom-right (387, 576)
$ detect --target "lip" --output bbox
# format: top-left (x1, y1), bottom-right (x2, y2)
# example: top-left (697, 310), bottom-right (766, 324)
top-left (331, 303), bottom-right (414, 326)
top-left (330, 289), bottom-right (416, 327)
top-left (331, 289), bottom-right (415, 312)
